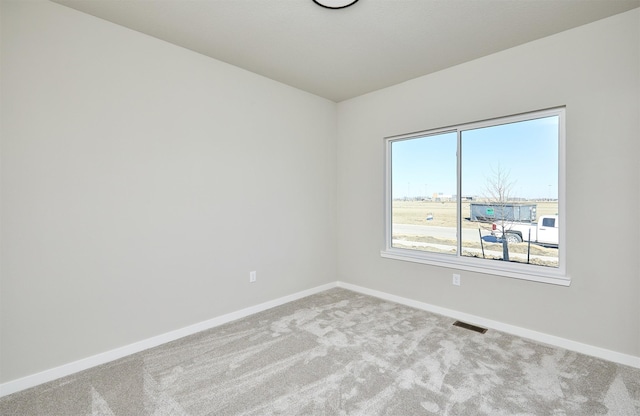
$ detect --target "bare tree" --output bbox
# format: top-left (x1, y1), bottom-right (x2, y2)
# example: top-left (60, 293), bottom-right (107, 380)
top-left (483, 165), bottom-right (517, 261)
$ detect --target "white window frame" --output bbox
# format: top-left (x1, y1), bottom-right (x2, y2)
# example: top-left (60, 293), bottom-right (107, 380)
top-left (381, 107), bottom-right (568, 286)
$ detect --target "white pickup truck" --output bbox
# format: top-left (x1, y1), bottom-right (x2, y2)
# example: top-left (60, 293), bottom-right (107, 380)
top-left (491, 215), bottom-right (559, 247)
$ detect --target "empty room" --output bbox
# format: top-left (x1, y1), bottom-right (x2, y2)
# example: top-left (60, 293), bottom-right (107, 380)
top-left (1, 0), bottom-right (639, 414)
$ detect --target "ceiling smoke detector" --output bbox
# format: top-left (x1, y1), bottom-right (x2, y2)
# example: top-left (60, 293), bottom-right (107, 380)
top-left (312, 0), bottom-right (359, 9)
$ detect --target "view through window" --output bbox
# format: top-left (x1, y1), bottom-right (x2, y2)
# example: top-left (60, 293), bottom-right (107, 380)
top-left (386, 108), bottom-right (564, 280)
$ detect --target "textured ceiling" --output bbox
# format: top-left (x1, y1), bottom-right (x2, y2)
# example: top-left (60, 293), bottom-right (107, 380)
top-left (52, 0), bottom-right (639, 102)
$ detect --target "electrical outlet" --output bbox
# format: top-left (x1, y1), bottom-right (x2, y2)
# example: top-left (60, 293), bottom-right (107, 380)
top-left (452, 274), bottom-right (461, 286)
top-left (249, 271), bottom-right (256, 283)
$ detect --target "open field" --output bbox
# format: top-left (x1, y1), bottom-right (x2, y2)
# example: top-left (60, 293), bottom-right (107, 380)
top-left (392, 200), bottom-right (559, 229)
top-left (391, 200), bottom-right (559, 267)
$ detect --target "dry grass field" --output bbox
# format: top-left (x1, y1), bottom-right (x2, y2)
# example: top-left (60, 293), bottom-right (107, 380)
top-left (392, 200), bottom-right (559, 229)
top-left (391, 200), bottom-right (559, 266)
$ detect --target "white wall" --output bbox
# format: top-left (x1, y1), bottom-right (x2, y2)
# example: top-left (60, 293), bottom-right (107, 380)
top-left (1, 0), bottom-right (337, 383)
top-left (337, 10), bottom-right (640, 357)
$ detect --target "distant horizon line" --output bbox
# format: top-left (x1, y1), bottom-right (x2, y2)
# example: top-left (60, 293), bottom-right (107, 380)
top-left (393, 196), bottom-right (559, 202)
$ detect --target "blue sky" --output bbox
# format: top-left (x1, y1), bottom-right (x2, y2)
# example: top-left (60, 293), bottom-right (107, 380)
top-left (391, 116), bottom-right (559, 200)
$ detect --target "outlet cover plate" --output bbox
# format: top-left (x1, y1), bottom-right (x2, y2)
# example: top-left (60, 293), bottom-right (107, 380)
top-left (453, 274), bottom-right (461, 286)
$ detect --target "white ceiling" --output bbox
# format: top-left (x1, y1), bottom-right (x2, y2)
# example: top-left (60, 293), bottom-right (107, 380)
top-left (52, 0), bottom-right (639, 102)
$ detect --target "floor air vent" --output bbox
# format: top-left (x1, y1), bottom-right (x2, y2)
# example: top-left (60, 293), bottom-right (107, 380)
top-left (453, 321), bottom-right (487, 334)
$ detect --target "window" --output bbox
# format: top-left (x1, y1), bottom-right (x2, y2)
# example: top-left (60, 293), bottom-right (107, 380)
top-left (382, 108), bottom-right (567, 285)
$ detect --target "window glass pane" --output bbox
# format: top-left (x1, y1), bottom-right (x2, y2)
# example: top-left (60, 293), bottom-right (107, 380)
top-left (460, 116), bottom-right (559, 268)
top-left (391, 131), bottom-right (457, 255)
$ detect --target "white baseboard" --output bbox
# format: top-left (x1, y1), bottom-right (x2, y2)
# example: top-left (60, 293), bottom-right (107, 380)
top-left (337, 281), bottom-right (640, 369)
top-left (3, 280), bottom-right (638, 398)
top-left (0, 282), bottom-right (338, 398)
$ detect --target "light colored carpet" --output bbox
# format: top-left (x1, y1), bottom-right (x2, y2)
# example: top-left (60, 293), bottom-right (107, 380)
top-left (1, 288), bottom-right (639, 415)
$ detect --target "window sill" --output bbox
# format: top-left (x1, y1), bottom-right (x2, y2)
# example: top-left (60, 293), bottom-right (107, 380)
top-left (380, 248), bottom-right (570, 287)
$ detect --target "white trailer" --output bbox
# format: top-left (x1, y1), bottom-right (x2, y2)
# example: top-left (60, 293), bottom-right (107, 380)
top-left (491, 215), bottom-right (559, 247)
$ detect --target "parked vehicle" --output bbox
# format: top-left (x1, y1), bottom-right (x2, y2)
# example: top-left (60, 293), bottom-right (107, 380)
top-left (491, 215), bottom-right (559, 247)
